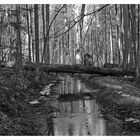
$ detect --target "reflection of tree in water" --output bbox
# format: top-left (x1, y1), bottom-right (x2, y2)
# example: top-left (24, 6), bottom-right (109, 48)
top-left (59, 75), bottom-right (87, 94)
top-left (77, 79), bottom-right (82, 93)
top-left (52, 98), bottom-right (108, 135)
top-left (51, 75), bottom-right (113, 135)
top-left (47, 115), bottom-right (54, 136)
top-left (38, 75), bottom-right (124, 135)
top-left (70, 101), bottom-right (74, 115)
top-left (68, 123), bottom-right (74, 136)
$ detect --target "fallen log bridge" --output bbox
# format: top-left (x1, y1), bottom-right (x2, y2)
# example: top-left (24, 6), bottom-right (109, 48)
top-left (24, 64), bottom-right (135, 76)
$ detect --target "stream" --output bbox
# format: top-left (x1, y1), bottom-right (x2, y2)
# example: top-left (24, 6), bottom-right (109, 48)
top-left (36, 74), bottom-right (140, 136)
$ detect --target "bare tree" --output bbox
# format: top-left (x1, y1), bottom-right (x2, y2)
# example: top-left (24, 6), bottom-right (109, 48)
top-left (34, 4), bottom-right (39, 63)
top-left (109, 5), bottom-right (113, 64)
top-left (30, 5), bottom-right (35, 62)
top-left (26, 4), bottom-right (31, 62)
top-left (45, 4), bottom-right (50, 64)
top-left (16, 4), bottom-right (22, 70)
top-left (136, 4), bottom-right (140, 81)
top-left (34, 4), bottom-right (40, 81)
top-left (79, 4), bottom-right (85, 62)
top-left (122, 5), bottom-right (129, 69)
top-left (42, 4), bottom-right (45, 63)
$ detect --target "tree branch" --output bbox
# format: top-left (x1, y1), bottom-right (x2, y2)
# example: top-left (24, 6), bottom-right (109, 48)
top-left (49, 4), bottom-right (109, 39)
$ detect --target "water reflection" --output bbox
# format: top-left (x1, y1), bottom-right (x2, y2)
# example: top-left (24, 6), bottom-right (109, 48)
top-left (43, 74), bottom-right (123, 136)
top-left (58, 75), bottom-right (90, 94)
top-left (52, 99), bottom-right (106, 136)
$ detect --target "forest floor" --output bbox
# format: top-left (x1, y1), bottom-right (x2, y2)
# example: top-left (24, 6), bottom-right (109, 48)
top-left (0, 67), bottom-right (60, 135)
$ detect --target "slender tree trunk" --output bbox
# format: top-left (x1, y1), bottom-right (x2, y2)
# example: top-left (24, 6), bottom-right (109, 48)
top-left (104, 6), bottom-right (107, 64)
top-left (16, 4), bottom-right (22, 70)
top-left (0, 16), bottom-right (3, 61)
top-left (115, 5), bottom-right (121, 65)
top-left (79, 4), bottom-right (85, 64)
top-left (34, 4), bottom-right (39, 63)
top-left (120, 5), bottom-right (124, 67)
top-left (41, 4), bottom-right (50, 64)
top-left (71, 28), bottom-right (75, 64)
top-left (30, 5), bottom-right (34, 62)
top-left (34, 4), bottom-right (40, 81)
top-left (131, 5), bottom-right (136, 68)
top-left (59, 37), bottom-right (61, 64)
top-left (52, 14), bottom-right (56, 64)
top-left (109, 6), bottom-right (113, 64)
top-left (67, 20), bottom-right (70, 64)
top-left (136, 4), bottom-right (140, 81)
top-left (45, 4), bottom-right (50, 64)
top-left (95, 9), bottom-right (98, 66)
top-left (122, 5), bottom-right (129, 69)
top-left (62, 36), bottom-right (65, 64)
top-left (91, 25), bottom-right (94, 64)
top-left (42, 4), bottom-right (45, 63)
top-left (26, 4), bottom-right (31, 62)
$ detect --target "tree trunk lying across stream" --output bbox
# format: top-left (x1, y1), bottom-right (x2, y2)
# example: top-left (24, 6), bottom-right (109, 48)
top-left (23, 64), bottom-right (135, 76)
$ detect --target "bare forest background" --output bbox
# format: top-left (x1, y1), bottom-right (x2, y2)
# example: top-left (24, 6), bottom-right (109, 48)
top-left (0, 4), bottom-right (140, 79)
